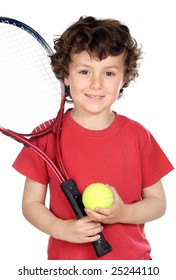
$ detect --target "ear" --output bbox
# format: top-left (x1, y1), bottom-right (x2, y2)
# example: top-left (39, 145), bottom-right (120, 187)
top-left (122, 76), bottom-right (127, 86)
top-left (121, 78), bottom-right (128, 91)
top-left (64, 77), bottom-right (70, 86)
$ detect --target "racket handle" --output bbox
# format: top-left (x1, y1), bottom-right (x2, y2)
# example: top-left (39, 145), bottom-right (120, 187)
top-left (61, 179), bottom-right (112, 257)
top-left (92, 233), bottom-right (112, 257)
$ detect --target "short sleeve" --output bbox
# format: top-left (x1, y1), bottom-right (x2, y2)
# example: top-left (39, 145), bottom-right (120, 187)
top-left (139, 131), bottom-right (174, 187)
top-left (13, 137), bottom-right (50, 185)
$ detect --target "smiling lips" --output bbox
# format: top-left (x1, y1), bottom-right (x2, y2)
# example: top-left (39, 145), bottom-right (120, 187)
top-left (85, 94), bottom-right (104, 101)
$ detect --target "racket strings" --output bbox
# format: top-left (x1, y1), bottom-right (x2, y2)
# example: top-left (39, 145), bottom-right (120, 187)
top-left (0, 22), bottom-right (61, 134)
top-left (0, 19), bottom-right (69, 183)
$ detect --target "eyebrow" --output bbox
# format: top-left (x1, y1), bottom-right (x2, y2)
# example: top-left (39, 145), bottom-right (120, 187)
top-left (103, 65), bottom-right (121, 70)
top-left (75, 63), bottom-right (121, 70)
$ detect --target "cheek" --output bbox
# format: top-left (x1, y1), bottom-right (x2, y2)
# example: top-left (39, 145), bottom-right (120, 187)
top-left (109, 81), bottom-right (123, 100)
top-left (110, 81), bottom-right (123, 93)
top-left (70, 78), bottom-right (87, 93)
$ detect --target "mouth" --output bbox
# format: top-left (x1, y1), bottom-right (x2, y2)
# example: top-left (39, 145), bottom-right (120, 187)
top-left (85, 94), bottom-right (104, 101)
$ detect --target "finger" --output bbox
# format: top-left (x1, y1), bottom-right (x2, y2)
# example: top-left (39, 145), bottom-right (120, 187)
top-left (84, 234), bottom-right (102, 243)
top-left (79, 215), bottom-right (102, 226)
top-left (85, 209), bottom-right (106, 222)
top-left (86, 225), bottom-right (103, 237)
top-left (95, 207), bottom-right (112, 215)
top-left (109, 186), bottom-right (118, 198)
top-left (85, 207), bottom-right (110, 217)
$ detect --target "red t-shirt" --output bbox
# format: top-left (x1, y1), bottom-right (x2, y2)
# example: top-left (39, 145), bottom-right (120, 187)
top-left (13, 110), bottom-right (174, 259)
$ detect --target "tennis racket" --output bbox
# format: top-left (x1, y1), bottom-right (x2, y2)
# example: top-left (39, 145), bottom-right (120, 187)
top-left (0, 17), bottom-right (112, 257)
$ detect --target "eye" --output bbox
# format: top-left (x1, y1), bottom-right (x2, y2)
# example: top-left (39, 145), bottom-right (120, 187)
top-left (79, 70), bottom-right (90, 75)
top-left (105, 71), bottom-right (115, 77)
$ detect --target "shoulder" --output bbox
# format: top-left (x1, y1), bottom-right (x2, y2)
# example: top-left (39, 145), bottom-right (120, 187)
top-left (118, 114), bottom-right (145, 128)
top-left (30, 119), bottom-right (57, 152)
top-left (115, 114), bottom-right (157, 151)
top-left (117, 114), bottom-right (150, 136)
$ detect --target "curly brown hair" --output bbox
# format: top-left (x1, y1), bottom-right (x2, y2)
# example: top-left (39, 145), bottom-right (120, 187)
top-left (50, 16), bottom-right (143, 102)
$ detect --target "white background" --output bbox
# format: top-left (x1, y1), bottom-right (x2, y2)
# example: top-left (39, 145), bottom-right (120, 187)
top-left (0, 0), bottom-right (175, 279)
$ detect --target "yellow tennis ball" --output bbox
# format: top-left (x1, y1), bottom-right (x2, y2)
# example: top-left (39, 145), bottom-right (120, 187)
top-left (82, 183), bottom-right (113, 210)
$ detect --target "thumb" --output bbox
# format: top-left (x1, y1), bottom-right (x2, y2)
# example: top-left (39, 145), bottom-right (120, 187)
top-left (109, 186), bottom-right (121, 203)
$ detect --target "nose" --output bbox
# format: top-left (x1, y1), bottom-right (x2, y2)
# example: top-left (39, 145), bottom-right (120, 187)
top-left (90, 74), bottom-right (102, 90)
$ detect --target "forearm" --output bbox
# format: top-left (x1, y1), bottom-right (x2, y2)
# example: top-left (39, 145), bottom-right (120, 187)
top-left (121, 197), bottom-right (166, 224)
top-left (22, 179), bottom-right (103, 244)
top-left (22, 201), bottom-right (63, 239)
top-left (23, 201), bottom-right (103, 244)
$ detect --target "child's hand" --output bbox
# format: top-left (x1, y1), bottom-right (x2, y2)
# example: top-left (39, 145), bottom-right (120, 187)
top-left (57, 216), bottom-right (103, 243)
top-left (85, 186), bottom-right (127, 224)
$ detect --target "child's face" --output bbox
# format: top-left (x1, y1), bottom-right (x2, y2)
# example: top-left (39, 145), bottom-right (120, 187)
top-left (64, 51), bottom-right (125, 115)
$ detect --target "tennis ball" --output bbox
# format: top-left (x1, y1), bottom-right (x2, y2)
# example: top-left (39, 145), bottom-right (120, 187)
top-left (82, 183), bottom-right (113, 210)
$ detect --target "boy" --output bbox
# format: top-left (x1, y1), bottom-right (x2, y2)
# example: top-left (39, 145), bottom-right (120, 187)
top-left (13, 16), bottom-right (174, 259)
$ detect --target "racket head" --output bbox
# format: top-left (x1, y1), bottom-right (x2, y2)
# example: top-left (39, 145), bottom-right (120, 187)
top-left (0, 17), bottom-right (65, 136)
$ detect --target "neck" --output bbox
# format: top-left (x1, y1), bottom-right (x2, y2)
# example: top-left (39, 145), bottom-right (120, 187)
top-left (70, 109), bottom-right (115, 130)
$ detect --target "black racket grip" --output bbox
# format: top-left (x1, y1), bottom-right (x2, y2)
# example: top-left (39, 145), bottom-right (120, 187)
top-left (61, 179), bottom-right (112, 257)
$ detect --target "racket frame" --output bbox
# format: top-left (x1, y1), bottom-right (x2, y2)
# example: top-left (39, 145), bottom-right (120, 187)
top-left (0, 16), bottom-right (52, 53)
